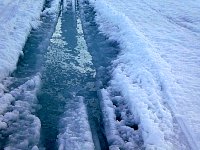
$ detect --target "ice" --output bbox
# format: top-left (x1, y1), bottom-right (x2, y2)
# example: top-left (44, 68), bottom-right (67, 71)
top-left (89, 0), bottom-right (200, 149)
top-left (0, 0), bottom-right (199, 149)
top-left (58, 96), bottom-right (94, 150)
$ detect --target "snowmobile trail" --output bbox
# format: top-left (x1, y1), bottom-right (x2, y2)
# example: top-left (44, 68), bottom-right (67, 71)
top-left (1, 0), bottom-right (200, 149)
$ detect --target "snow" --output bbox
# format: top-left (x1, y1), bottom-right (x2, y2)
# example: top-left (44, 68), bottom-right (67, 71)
top-left (0, 0), bottom-right (199, 149)
top-left (89, 0), bottom-right (200, 149)
top-left (0, 74), bottom-right (41, 149)
top-left (0, 0), bottom-right (62, 93)
top-left (58, 96), bottom-right (94, 150)
top-left (99, 89), bottom-right (143, 149)
top-left (63, 0), bottom-right (71, 10)
top-left (42, 0), bottom-right (62, 16)
top-left (0, 0), bottom-right (45, 83)
top-left (0, 1), bottom-right (45, 148)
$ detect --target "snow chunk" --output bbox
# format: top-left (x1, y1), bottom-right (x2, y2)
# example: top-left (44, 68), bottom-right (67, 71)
top-left (0, 75), bottom-right (41, 149)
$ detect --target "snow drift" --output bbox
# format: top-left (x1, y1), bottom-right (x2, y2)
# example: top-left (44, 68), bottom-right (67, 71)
top-left (88, 0), bottom-right (200, 149)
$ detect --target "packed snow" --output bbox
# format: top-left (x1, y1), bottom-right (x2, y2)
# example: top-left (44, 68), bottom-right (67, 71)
top-left (0, 1), bottom-right (44, 148)
top-left (58, 96), bottom-right (94, 150)
top-left (89, 0), bottom-right (200, 149)
top-left (44, 4), bottom-right (95, 149)
top-left (0, 0), bottom-right (62, 89)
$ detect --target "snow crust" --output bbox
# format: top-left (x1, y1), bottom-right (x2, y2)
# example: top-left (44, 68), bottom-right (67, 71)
top-left (0, 0), bottom-right (45, 83)
top-left (58, 96), bottom-right (94, 150)
top-left (0, 75), bottom-right (41, 150)
top-left (89, 0), bottom-right (200, 149)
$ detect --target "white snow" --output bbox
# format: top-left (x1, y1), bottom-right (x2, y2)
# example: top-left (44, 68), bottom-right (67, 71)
top-left (100, 89), bottom-right (143, 150)
top-left (0, 0), bottom-right (45, 83)
top-left (42, 0), bottom-right (62, 17)
top-left (0, 74), bottom-right (41, 149)
top-left (58, 96), bottom-right (94, 150)
top-left (63, 0), bottom-right (71, 10)
top-left (0, 0), bottom-right (199, 149)
top-left (89, 0), bottom-right (200, 149)
top-left (0, 1), bottom-right (45, 148)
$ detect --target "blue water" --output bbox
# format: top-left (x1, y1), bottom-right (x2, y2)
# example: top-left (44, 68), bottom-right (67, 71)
top-left (1, 0), bottom-right (120, 149)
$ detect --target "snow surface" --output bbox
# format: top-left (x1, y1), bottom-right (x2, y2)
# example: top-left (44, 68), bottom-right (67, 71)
top-left (0, 0), bottom-right (45, 83)
top-left (0, 0), bottom-right (62, 90)
top-left (89, 0), bottom-right (200, 149)
top-left (0, 75), bottom-right (41, 149)
top-left (0, 0), bottom-right (62, 149)
top-left (42, 0), bottom-right (62, 16)
top-left (58, 96), bottom-right (94, 150)
top-left (0, 1), bottom-right (44, 148)
top-left (0, 0), bottom-right (199, 149)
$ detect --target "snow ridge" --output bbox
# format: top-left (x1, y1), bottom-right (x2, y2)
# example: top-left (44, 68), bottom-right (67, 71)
top-left (89, 0), bottom-right (191, 149)
top-left (0, 0), bottom-right (45, 83)
top-left (58, 96), bottom-right (94, 150)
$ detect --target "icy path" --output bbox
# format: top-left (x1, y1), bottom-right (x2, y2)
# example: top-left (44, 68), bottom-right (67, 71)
top-left (37, 1), bottom-right (109, 149)
top-left (89, 0), bottom-right (200, 149)
top-left (1, 0), bottom-right (199, 149)
top-left (0, 0), bottom-right (111, 148)
top-left (37, 8), bottom-right (95, 149)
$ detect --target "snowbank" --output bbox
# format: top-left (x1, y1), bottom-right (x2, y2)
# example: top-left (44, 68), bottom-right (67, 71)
top-left (0, 0), bottom-right (45, 84)
top-left (88, 0), bottom-right (199, 149)
top-left (0, 0), bottom-right (62, 148)
top-left (0, 0), bottom-right (63, 95)
top-left (0, 74), bottom-right (41, 149)
top-left (90, 0), bottom-right (174, 149)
